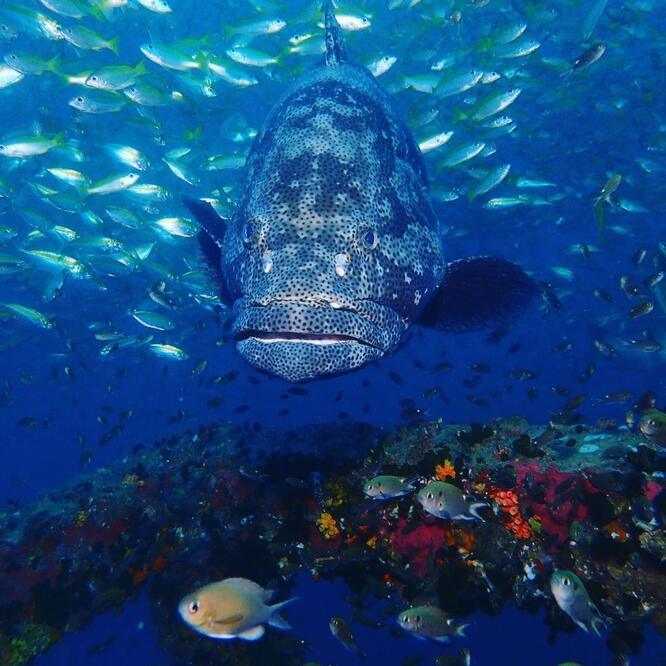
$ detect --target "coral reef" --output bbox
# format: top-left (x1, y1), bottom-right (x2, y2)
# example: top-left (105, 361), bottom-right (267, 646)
top-left (0, 418), bottom-right (664, 663)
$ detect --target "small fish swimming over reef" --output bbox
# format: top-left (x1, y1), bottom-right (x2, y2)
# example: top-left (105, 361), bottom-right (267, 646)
top-left (397, 606), bottom-right (469, 643)
top-left (435, 649), bottom-right (471, 666)
top-left (329, 616), bottom-right (366, 659)
top-left (416, 481), bottom-right (487, 521)
top-left (364, 475), bottom-right (415, 499)
top-left (178, 577), bottom-right (297, 640)
top-left (639, 409), bottom-right (666, 446)
top-left (185, 0), bottom-right (538, 382)
top-left (550, 570), bottom-right (605, 637)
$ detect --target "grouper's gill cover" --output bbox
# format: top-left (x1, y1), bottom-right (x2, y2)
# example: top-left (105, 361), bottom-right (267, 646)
top-left (187, 0), bottom-right (538, 382)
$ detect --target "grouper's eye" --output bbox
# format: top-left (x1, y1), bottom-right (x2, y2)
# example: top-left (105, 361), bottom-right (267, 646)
top-left (188, 600), bottom-right (200, 614)
top-left (361, 228), bottom-right (378, 250)
top-left (242, 222), bottom-right (254, 245)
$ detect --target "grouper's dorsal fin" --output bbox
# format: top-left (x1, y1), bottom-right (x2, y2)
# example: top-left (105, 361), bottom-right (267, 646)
top-left (323, 0), bottom-right (346, 66)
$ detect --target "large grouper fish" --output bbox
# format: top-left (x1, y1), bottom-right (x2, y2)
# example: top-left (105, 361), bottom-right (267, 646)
top-left (185, 1), bottom-right (540, 383)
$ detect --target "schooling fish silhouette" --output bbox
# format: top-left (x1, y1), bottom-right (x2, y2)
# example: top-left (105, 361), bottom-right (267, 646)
top-left (185, 0), bottom-right (539, 383)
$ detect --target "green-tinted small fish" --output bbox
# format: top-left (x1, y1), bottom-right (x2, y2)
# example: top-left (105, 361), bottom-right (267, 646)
top-left (639, 409), bottom-right (666, 445)
top-left (367, 54), bottom-right (397, 77)
top-left (495, 39), bottom-right (540, 59)
top-left (4, 52), bottom-right (60, 75)
top-left (62, 25), bottom-right (119, 53)
top-left (438, 142), bottom-right (485, 168)
top-left (397, 606), bottom-right (468, 643)
top-left (468, 164), bottom-right (511, 199)
top-left (329, 617), bottom-right (365, 658)
top-left (85, 62), bottom-right (148, 91)
top-left (149, 343), bottom-right (188, 360)
top-left (435, 69), bottom-right (484, 98)
top-left (69, 91), bottom-right (126, 114)
top-left (141, 40), bottom-right (201, 71)
top-left (1, 302), bottom-right (54, 329)
top-left (418, 130), bottom-right (454, 154)
top-left (124, 81), bottom-right (169, 106)
top-left (130, 310), bottom-right (175, 331)
top-left (416, 481), bottom-right (487, 521)
top-left (46, 167), bottom-right (88, 188)
top-left (0, 65), bottom-right (24, 89)
top-left (627, 300), bottom-right (653, 319)
top-left (104, 144), bottom-right (150, 171)
top-left (207, 57), bottom-right (259, 87)
top-left (153, 217), bottom-right (197, 238)
top-left (364, 475), bottom-right (415, 499)
top-left (226, 46), bottom-right (280, 68)
top-left (136, 0), bottom-right (171, 13)
top-left (0, 132), bottom-right (65, 158)
top-left (227, 17), bottom-right (286, 37)
top-left (470, 88), bottom-right (521, 121)
top-left (593, 173), bottom-right (621, 207)
top-left (550, 571), bottom-right (605, 637)
top-left (24, 249), bottom-right (89, 277)
top-left (87, 172), bottom-right (139, 195)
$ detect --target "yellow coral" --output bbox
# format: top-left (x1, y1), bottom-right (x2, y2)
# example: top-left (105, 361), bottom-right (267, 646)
top-left (74, 509), bottom-right (88, 528)
top-left (316, 511), bottom-right (340, 539)
top-left (323, 482), bottom-right (348, 508)
top-left (365, 535), bottom-right (378, 549)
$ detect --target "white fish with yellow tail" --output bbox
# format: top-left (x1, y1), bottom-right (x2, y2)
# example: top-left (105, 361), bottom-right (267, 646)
top-left (179, 577), bottom-right (297, 640)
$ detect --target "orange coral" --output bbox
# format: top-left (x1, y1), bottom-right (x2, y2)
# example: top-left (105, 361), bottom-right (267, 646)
top-left (488, 488), bottom-right (533, 540)
top-left (435, 460), bottom-right (456, 480)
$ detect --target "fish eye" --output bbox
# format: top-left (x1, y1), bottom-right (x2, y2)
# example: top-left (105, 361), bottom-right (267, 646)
top-left (188, 600), bottom-right (199, 613)
top-left (76, 96), bottom-right (84, 103)
top-left (90, 76), bottom-right (98, 82)
top-left (427, 492), bottom-right (433, 500)
top-left (361, 229), bottom-right (378, 249)
top-left (648, 420), bottom-right (656, 427)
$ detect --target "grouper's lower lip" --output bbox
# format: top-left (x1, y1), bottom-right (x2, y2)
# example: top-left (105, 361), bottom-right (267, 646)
top-left (235, 330), bottom-right (380, 349)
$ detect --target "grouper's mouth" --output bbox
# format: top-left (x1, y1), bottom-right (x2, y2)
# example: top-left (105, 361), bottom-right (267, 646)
top-left (235, 330), bottom-right (380, 348)
top-left (232, 300), bottom-right (404, 382)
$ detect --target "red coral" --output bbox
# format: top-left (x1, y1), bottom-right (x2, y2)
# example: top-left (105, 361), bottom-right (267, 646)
top-left (486, 487), bottom-right (533, 540)
top-left (389, 517), bottom-right (455, 579)
top-left (515, 464), bottom-right (597, 546)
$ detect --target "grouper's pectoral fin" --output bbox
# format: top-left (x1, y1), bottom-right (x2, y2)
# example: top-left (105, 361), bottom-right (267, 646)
top-left (417, 257), bottom-right (540, 332)
top-left (183, 196), bottom-right (233, 307)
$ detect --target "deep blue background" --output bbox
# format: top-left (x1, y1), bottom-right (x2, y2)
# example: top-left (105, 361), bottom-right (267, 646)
top-left (1, 0), bottom-right (665, 663)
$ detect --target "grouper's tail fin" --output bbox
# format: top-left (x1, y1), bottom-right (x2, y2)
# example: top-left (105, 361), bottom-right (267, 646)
top-left (323, 0), bottom-right (346, 66)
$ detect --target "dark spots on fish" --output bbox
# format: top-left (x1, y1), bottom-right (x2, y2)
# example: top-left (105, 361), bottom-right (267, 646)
top-left (234, 404), bottom-right (250, 414)
top-left (287, 387), bottom-right (309, 396)
top-left (334, 391), bottom-right (343, 402)
top-left (207, 397), bottom-right (223, 409)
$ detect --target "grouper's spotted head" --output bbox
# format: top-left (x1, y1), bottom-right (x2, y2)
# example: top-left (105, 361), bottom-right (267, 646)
top-left (222, 67), bottom-right (444, 383)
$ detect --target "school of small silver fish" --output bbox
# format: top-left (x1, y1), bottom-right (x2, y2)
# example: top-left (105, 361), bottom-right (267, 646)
top-left (2, 0), bottom-right (666, 550)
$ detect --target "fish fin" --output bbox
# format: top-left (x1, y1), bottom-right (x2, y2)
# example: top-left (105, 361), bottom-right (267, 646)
top-left (46, 55), bottom-right (61, 75)
top-left (238, 625), bottom-right (265, 641)
top-left (469, 502), bottom-right (489, 521)
top-left (323, 0), bottom-right (346, 66)
top-left (417, 257), bottom-right (539, 331)
top-left (212, 613), bottom-right (244, 626)
top-left (183, 196), bottom-right (226, 246)
top-left (268, 597), bottom-right (299, 630)
top-left (434, 635), bottom-right (452, 644)
top-left (108, 36), bottom-right (120, 56)
top-left (454, 623), bottom-right (469, 638)
top-left (574, 618), bottom-right (591, 634)
top-left (560, 67), bottom-right (574, 80)
top-left (589, 605), bottom-right (606, 638)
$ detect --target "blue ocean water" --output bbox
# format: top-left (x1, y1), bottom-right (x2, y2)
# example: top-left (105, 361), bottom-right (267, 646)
top-left (1, 0), bottom-right (666, 664)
